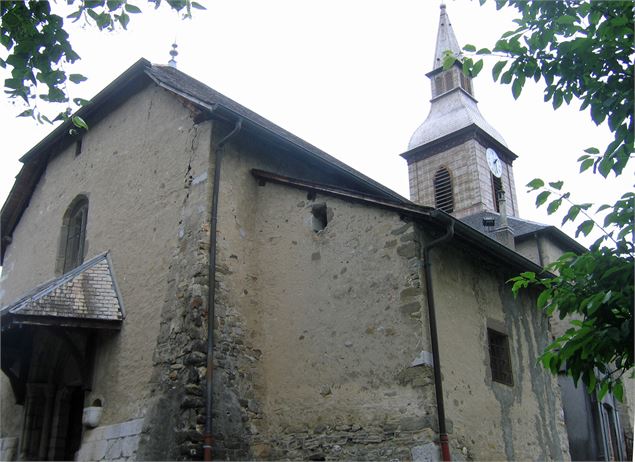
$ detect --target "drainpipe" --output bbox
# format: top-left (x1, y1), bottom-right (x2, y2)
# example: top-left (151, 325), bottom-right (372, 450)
top-left (421, 213), bottom-right (454, 462)
top-left (204, 117), bottom-right (243, 462)
top-left (534, 232), bottom-right (545, 267)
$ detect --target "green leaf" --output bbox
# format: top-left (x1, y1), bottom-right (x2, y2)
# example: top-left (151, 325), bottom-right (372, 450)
top-left (579, 158), bottom-right (594, 173)
top-left (476, 48), bottom-right (491, 55)
top-left (556, 15), bottom-right (577, 26)
top-left (598, 157), bottom-right (612, 178)
top-left (125, 3), bottom-right (142, 13)
top-left (472, 59), bottom-right (483, 76)
top-left (548, 181), bottom-right (563, 190)
top-left (537, 290), bottom-right (550, 309)
top-left (492, 61), bottom-right (506, 81)
top-left (463, 44), bottom-right (476, 52)
top-left (584, 147), bottom-right (600, 154)
top-left (118, 12), bottom-right (130, 28)
top-left (500, 69), bottom-right (513, 85)
top-left (72, 115), bottom-right (89, 130)
top-left (547, 198), bottom-right (562, 214)
top-left (191, 2), bottom-right (206, 9)
top-left (576, 220), bottom-right (595, 237)
top-left (536, 191), bottom-right (551, 207)
top-left (512, 77), bottom-right (523, 99)
top-left (613, 381), bottom-right (624, 402)
top-left (69, 73), bottom-right (87, 84)
top-left (67, 10), bottom-right (82, 20)
top-left (526, 178), bottom-right (544, 190)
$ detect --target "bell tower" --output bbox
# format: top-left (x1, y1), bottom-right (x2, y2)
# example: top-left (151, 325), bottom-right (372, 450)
top-left (401, 4), bottom-right (519, 219)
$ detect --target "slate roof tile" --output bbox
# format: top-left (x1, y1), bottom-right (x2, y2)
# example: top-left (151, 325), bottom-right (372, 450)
top-left (1, 252), bottom-right (124, 327)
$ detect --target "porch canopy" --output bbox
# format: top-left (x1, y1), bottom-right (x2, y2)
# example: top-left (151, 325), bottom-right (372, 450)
top-left (1, 252), bottom-right (124, 403)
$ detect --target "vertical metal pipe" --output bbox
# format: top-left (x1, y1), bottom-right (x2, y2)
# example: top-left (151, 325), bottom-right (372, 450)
top-left (421, 217), bottom-right (454, 462)
top-left (204, 118), bottom-right (242, 461)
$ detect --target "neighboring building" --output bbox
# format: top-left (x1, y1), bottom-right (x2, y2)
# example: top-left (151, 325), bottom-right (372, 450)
top-left (0, 5), bottom-right (631, 461)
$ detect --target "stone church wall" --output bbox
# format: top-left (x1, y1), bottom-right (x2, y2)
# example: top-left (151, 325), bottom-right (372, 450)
top-left (0, 84), bottom-right (210, 458)
top-left (198, 133), bottom-right (438, 460)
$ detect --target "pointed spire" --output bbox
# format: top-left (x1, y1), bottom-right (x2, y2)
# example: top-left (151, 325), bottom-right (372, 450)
top-left (433, 3), bottom-right (462, 70)
top-left (168, 42), bottom-right (178, 68)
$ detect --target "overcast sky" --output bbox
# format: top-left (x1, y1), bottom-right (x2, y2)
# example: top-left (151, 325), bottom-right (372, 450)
top-left (1, 0), bottom-right (631, 246)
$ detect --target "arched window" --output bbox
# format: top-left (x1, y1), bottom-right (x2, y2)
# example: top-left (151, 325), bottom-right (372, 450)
top-left (56, 196), bottom-right (89, 274)
top-left (434, 168), bottom-right (454, 213)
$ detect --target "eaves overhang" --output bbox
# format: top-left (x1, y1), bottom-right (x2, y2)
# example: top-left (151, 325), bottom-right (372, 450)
top-left (2, 58), bottom-right (406, 263)
top-left (251, 168), bottom-right (544, 275)
top-left (400, 123), bottom-right (518, 165)
top-left (144, 66), bottom-right (406, 204)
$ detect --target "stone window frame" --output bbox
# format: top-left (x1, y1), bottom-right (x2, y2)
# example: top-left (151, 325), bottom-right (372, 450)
top-left (433, 167), bottom-right (454, 213)
top-left (486, 321), bottom-right (513, 386)
top-left (55, 195), bottom-right (89, 275)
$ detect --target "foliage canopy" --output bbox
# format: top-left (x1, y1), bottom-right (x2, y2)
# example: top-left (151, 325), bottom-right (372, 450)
top-left (450, 0), bottom-right (634, 399)
top-left (1, 0), bottom-right (204, 124)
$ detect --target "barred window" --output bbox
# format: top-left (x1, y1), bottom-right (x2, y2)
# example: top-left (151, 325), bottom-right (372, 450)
top-left (434, 168), bottom-right (454, 213)
top-left (488, 329), bottom-right (513, 385)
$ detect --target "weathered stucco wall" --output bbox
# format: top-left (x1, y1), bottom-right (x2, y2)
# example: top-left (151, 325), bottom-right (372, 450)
top-left (197, 132), bottom-right (437, 460)
top-left (0, 84), bottom-right (210, 453)
top-left (198, 128), bottom-right (571, 460)
top-left (430, 242), bottom-right (570, 460)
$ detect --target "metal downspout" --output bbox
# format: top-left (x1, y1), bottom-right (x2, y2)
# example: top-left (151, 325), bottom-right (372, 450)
top-left (421, 215), bottom-right (455, 462)
top-left (204, 118), bottom-right (243, 462)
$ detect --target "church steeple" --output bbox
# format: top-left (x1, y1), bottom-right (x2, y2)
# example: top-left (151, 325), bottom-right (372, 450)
top-left (427, 4), bottom-right (475, 100)
top-left (401, 4), bottom-right (519, 220)
top-left (433, 4), bottom-right (462, 70)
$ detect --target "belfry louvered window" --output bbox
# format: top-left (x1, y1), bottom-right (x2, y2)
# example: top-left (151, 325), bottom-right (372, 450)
top-left (492, 175), bottom-right (503, 213)
top-left (434, 168), bottom-right (454, 213)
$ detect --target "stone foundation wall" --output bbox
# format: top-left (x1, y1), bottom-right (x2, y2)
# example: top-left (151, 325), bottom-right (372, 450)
top-left (76, 419), bottom-right (143, 461)
top-left (0, 437), bottom-right (18, 461)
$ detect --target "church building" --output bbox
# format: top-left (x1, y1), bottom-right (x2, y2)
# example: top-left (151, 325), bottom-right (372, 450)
top-left (0, 4), bottom-right (631, 461)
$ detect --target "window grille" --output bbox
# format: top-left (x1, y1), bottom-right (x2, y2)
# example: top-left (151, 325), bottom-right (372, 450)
top-left (434, 168), bottom-right (454, 213)
top-left (488, 329), bottom-right (513, 385)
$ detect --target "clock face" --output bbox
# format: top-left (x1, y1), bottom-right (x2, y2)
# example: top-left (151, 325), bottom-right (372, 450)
top-left (486, 148), bottom-right (503, 178)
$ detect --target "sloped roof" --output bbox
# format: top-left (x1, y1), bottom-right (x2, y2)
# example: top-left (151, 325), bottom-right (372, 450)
top-left (407, 89), bottom-right (508, 151)
top-left (1, 59), bottom-right (404, 262)
top-left (144, 64), bottom-right (402, 201)
top-left (433, 4), bottom-right (462, 70)
top-left (1, 252), bottom-right (124, 330)
top-left (460, 211), bottom-right (586, 253)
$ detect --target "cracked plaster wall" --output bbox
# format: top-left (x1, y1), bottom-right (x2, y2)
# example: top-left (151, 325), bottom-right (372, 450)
top-left (0, 84), bottom-right (209, 455)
